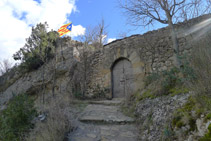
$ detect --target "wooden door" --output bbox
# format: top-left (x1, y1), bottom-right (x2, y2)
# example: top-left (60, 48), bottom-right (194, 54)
top-left (112, 59), bottom-right (134, 98)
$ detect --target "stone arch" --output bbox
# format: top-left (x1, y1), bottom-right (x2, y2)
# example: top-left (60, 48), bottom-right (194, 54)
top-left (111, 57), bottom-right (135, 98)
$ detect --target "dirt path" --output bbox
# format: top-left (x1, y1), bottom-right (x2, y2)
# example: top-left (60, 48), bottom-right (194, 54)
top-left (67, 98), bottom-right (138, 141)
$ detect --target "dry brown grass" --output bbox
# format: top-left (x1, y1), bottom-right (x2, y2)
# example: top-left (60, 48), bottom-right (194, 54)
top-left (190, 35), bottom-right (211, 110)
top-left (27, 94), bottom-right (71, 141)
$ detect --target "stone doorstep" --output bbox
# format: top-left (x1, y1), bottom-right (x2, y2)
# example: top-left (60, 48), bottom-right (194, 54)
top-left (79, 104), bottom-right (135, 124)
top-left (79, 116), bottom-right (134, 124)
top-left (88, 100), bottom-right (122, 106)
top-left (88, 98), bottom-right (124, 106)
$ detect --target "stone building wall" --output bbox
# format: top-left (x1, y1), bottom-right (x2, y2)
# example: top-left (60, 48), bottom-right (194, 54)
top-left (85, 14), bottom-right (211, 99)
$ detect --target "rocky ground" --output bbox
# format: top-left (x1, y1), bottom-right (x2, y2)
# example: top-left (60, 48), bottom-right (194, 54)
top-left (67, 98), bottom-right (138, 141)
top-left (135, 93), bottom-right (191, 141)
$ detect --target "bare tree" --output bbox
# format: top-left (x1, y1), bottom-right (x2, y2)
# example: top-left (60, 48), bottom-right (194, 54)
top-left (96, 18), bottom-right (108, 47)
top-left (84, 18), bottom-right (108, 50)
top-left (0, 59), bottom-right (13, 75)
top-left (71, 27), bottom-right (94, 98)
top-left (119, 0), bottom-right (210, 67)
top-left (71, 20), bottom-right (108, 98)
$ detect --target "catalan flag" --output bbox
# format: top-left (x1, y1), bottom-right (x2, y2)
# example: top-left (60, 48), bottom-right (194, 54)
top-left (58, 23), bottom-right (72, 37)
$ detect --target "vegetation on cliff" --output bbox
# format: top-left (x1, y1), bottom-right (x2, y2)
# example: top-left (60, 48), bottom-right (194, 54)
top-left (13, 22), bottom-right (59, 72)
top-left (0, 94), bottom-right (37, 140)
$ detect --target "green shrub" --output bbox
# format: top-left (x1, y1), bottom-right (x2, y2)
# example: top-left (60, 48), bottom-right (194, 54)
top-left (176, 121), bottom-right (184, 128)
top-left (172, 115), bottom-right (182, 127)
top-left (189, 117), bottom-right (196, 131)
top-left (206, 113), bottom-right (211, 120)
top-left (0, 94), bottom-right (37, 140)
top-left (179, 54), bottom-right (197, 82)
top-left (13, 23), bottom-right (59, 72)
top-left (144, 66), bottom-right (191, 96)
top-left (161, 67), bottom-right (182, 94)
top-left (144, 72), bottom-right (160, 86)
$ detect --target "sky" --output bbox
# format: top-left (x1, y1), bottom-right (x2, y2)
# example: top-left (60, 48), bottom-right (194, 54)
top-left (0, 0), bottom-right (165, 62)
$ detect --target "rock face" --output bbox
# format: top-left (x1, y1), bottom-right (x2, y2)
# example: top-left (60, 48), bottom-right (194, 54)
top-left (0, 38), bottom-right (76, 107)
top-left (135, 93), bottom-right (190, 141)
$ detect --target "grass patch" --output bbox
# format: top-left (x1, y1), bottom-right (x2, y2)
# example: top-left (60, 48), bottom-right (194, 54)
top-left (121, 103), bottom-right (136, 118)
top-left (136, 89), bottom-right (156, 101)
top-left (172, 97), bottom-right (199, 132)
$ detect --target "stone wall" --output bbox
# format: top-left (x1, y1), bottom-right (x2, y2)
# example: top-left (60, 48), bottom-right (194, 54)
top-left (86, 14), bottom-right (211, 99)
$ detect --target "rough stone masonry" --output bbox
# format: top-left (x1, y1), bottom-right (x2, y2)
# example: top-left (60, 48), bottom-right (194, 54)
top-left (85, 14), bottom-right (211, 99)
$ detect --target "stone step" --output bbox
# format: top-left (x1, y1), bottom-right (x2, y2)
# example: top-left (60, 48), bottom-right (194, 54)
top-left (68, 123), bottom-right (138, 141)
top-left (79, 104), bottom-right (134, 124)
top-left (88, 98), bottom-right (124, 106)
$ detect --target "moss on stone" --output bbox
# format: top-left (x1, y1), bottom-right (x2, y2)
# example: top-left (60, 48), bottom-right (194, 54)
top-left (169, 87), bottom-right (189, 97)
top-left (178, 97), bottom-right (195, 113)
top-left (199, 123), bottom-right (211, 141)
top-left (172, 97), bottom-right (197, 131)
top-left (136, 89), bottom-right (156, 101)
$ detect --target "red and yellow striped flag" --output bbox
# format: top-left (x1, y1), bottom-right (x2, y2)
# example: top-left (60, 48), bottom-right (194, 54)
top-left (58, 23), bottom-right (72, 37)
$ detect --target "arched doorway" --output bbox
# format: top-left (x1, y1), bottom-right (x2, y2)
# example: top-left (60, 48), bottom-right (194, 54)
top-left (111, 58), bottom-right (134, 98)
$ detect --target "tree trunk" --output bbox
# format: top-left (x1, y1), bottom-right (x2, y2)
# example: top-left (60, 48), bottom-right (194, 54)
top-left (52, 63), bottom-right (56, 97)
top-left (52, 47), bottom-right (57, 97)
top-left (166, 13), bottom-right (181, 68)
top-left (42, 65), bottom-right (45, 104)
top-left (83, 47), bottom-right (87, 98)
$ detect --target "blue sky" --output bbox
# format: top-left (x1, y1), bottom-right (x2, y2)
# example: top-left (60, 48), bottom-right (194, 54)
top-left (70, 0), bottom-right (132, 39)
top-left (70, 0), bottom-right (164, 39)
top-left (0, 0), bottom-right (165, 62)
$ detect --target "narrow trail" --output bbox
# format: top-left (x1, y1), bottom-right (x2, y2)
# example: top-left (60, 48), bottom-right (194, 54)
top-left (67, 98), bottom-right (138, 141)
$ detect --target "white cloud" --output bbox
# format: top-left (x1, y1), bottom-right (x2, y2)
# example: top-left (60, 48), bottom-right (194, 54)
top-left (107, 38), bottom-right (116, 43)
top-left (69, 25), bottom-right (86, 37)
top-left (0, 0), bottom-right (85, 61)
